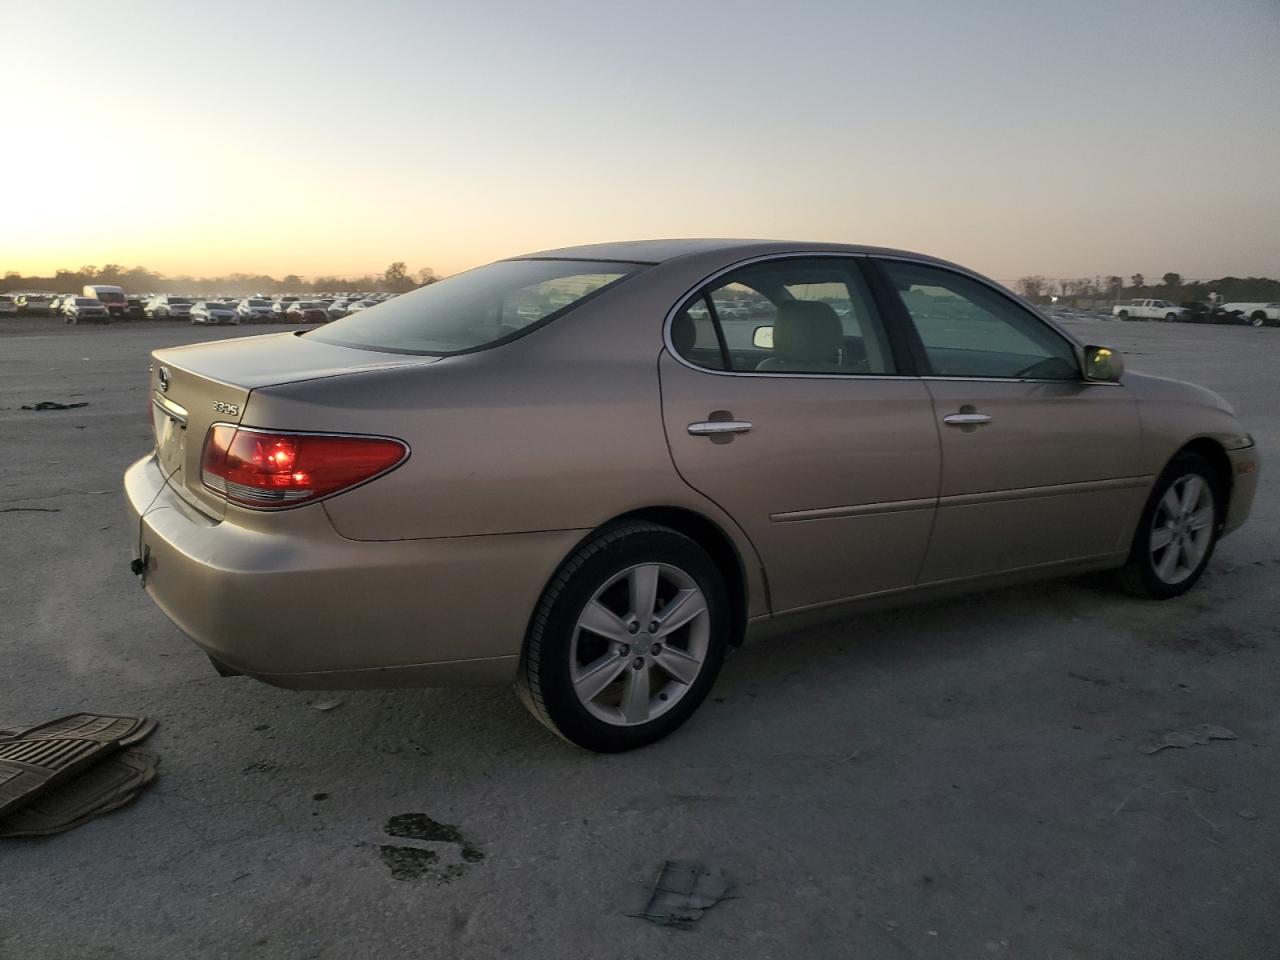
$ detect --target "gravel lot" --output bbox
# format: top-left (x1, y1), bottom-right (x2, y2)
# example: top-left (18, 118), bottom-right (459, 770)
top-left (1, 317), bottom-right (1276, 960)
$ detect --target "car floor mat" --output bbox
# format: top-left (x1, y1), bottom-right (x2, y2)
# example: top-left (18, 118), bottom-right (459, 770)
top-left (0, 714), bottom-right (154, 818)
top-left (0, 749), bottom-right (159, 838)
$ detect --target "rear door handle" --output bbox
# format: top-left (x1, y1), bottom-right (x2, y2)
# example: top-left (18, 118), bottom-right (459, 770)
top-left (688, 420), bottom-right (752, 436)
top-left (942, 413), bottom-right (992, 427)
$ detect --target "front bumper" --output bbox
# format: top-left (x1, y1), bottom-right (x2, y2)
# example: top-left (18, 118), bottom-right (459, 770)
top-left (125, 454), bottom-right (580, 689)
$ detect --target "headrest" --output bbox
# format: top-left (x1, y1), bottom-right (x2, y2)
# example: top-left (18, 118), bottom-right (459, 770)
top-left (772, 300), bottom-right (843, 364)
top-left (670, 311), bottom-right (697, 356)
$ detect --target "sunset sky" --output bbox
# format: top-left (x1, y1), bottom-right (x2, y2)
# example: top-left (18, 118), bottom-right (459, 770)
top-left (4, 0), bottom-right (1278, 283)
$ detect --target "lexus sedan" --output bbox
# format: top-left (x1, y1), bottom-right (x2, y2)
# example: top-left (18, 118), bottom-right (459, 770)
top-left (125, 240), bottom-right (1259, 752)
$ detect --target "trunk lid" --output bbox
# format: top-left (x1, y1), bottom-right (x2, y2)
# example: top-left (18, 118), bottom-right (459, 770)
top-left (150, 332), bottom-right (439, 519)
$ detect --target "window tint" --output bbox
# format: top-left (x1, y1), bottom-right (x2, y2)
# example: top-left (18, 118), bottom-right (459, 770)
top-left (880, 260), bottom-right (1079, 380)
top-left (672, 258), bottom-right (894, 375)
top-left (309, 259), bottom-right (639, 355)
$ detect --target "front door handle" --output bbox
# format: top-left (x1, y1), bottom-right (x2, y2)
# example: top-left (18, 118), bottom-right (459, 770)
top-left (942, 412), bottom-right (992, 427)
top-left (688, 420), bottom-right (752, 436)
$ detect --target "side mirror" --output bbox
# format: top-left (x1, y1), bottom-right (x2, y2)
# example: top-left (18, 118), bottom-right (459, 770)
top-left (752, 325), bottom-right (774, 349)
top-left (1083, 345), bottom-right (1124, 382)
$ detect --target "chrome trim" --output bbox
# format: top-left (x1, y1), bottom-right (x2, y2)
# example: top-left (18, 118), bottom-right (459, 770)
top-left (662, 251), bottom-right (919, 382)
top-left (687, 420), bottom-right (752, 436)
top-left (938, 475), bottom-right (1152, 507)
top-left (152, 394), bottom-right (188, 426)
top-left (942, 413), bottom-right (992, 426)
top-left (660, 249), bottom-right (1092, 384)
top-left (771, 497), bottom-right (935, 522)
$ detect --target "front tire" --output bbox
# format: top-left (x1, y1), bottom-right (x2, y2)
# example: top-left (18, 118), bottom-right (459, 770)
top-left (1117, 310), bottom-right (1129, 320)
top-left (1250, 312), bottom-right (1266, 328)
top-left (517, 522), bottom-right (729, 752)
top-left (1116, 452), bottom-right (1220, 600)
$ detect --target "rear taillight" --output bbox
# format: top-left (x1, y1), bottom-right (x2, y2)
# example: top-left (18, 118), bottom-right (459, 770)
top-left (201, 426), bottom-right (408, 509)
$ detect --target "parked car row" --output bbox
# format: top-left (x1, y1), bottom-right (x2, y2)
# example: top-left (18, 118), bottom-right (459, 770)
top-left (3, 291), bottom-right (400, 323)
top-left (1112, 298), bottom-right (1279, 327)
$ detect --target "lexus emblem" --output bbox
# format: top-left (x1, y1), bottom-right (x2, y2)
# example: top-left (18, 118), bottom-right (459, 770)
top-left (158, 366), bottom-right (171, 392)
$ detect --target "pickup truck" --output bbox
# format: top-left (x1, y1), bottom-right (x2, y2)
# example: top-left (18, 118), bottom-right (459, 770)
top-left (1221, 302), bottom-right (1280, 327)
top-left (1112, 299), bottom-right (1190, 321)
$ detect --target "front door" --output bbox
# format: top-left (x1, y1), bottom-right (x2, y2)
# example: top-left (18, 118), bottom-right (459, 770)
top-left (872, 258), bottom-right (1147, 583)
top-left (659, 256), bottom-right (942, 614)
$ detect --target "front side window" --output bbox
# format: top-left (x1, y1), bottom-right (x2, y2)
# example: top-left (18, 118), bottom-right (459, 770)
top-left (309, 259), bottom-right (639, 355)
top-left (879, 260), bottom-right (1079, 380)
top-left (671, 257), bottom-right (895, 375)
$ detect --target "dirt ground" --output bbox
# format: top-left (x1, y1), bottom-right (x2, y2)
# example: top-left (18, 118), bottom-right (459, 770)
top-left (1, 317), bottom-right (1276, 960)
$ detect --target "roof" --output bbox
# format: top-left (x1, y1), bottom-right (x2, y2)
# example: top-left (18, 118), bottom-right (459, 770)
top-left (511, 238), bottom-right (928, 266)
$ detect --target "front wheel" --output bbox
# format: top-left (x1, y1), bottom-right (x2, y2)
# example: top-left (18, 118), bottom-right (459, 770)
top-left (1117, 310), bottom-right (1129, 320)
top-left (1116, 452), bottom-right (1220, 600)
top-left (1250, 313), bottom-right (1266, 328)
top-left (517, 522), bottom-right (729, 752)
top-left (1165, 313), bottom-right (1178, 322)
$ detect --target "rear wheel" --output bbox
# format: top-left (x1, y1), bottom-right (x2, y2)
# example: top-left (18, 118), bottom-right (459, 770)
top-left (1117, 310), bottom-right (1129, 320)
top-left (1116, 452), bottom-right (1220, 599)
top-left (1165, 312), bottom-right (1178, 322)
top-left (517, 522), bottom-right (729, 752)
top-left (1250, 312), bottom-right (1266, 328)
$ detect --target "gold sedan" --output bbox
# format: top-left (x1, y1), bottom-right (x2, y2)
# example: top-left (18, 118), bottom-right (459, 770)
top-left (125, 240), bottom-right (1259, 751)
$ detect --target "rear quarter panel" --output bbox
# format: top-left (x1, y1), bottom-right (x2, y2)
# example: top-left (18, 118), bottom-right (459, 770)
top-left (242, 275), bottom-right (771, 617)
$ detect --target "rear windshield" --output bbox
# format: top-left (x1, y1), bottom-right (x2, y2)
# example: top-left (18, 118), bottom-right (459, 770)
top-left (308, 259), bottom-right (640, 355)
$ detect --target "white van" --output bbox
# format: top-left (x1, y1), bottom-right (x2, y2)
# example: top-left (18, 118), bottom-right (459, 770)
top-left (83, 284), bottom-right (127, 318)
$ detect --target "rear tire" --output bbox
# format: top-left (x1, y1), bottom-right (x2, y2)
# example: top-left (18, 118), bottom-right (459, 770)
top-left (1116, 452), bottom-right (1220, 600)
top-left (1117, 310), bottom-right (1129, 320)
top-left (517, 522), bottom-right (729, 752)
top-left (1250, 312), bottom-right (1266, 328)
top-left (1165, 312), bottom-right (1177, 322)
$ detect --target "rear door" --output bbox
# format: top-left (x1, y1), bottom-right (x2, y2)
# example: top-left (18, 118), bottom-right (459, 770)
top-left (659, 256), bottom-right (941, 614)
top-left (871, 258), bottom-right (1147, 583)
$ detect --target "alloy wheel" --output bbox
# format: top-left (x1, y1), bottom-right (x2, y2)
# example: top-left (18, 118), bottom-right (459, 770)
top-left (569, 562), bottom-right (710, 727)
top-left (1149, 474), bottom-right (1214, 585)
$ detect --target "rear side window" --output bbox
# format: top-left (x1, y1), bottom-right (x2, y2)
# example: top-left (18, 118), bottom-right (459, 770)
top-left (880, 260), bottom-right (1079, 380)
top-left (309, 259), bottom-right (641, 355)
top-left (670, 257), bottom-right (895, 375)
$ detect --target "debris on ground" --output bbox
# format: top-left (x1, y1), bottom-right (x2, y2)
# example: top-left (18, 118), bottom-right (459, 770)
top-left (632, 860), bottom-right (735, 928)
top-left (0, 714), bottom-right (158, 838)
top-left (20, 401), bottom-right (89, 411)
top-left (311, 698), bottom-right (344, 712)
top-left (377, 812), bottom-right (485, 883)
top-left (1142, 724), bottom-right (1237, 754)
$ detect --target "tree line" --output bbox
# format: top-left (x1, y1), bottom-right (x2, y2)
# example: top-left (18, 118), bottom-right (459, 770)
top-left (1, 262), bottom-right (437, 296)
top-left (1015, 272), bottom-right (1280, 305)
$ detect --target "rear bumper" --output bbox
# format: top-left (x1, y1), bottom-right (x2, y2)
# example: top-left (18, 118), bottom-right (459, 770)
top-left (125, 454), bottom-right (582, 688)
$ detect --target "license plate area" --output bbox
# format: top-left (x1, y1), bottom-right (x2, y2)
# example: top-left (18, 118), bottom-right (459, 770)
top-left (152, 395), bottom-right (188, 480)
